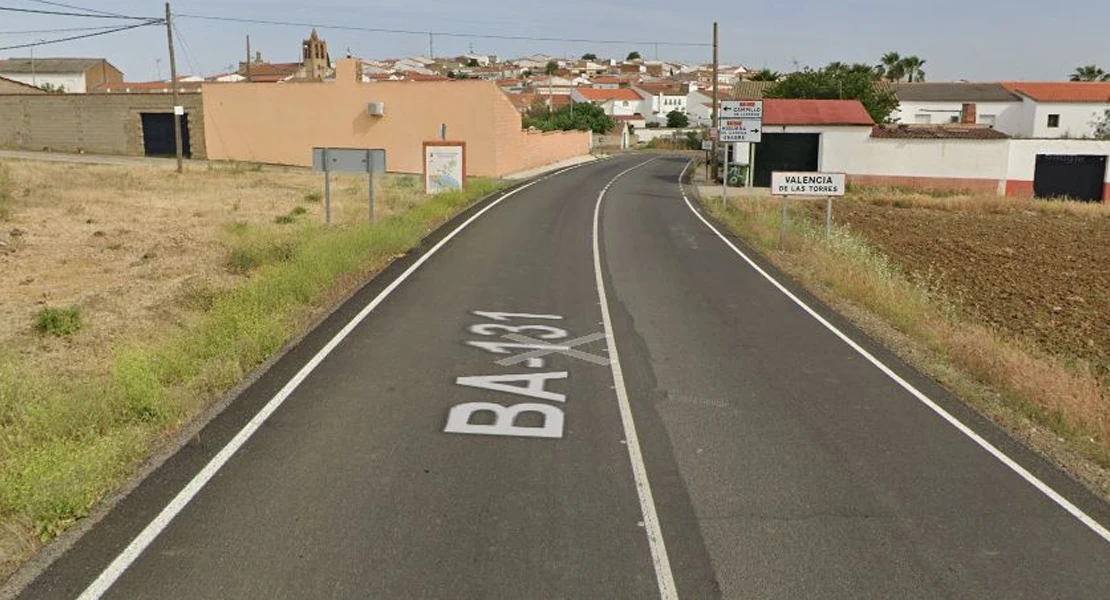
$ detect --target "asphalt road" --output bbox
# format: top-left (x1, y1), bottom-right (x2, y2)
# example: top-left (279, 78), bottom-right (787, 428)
top-left (14, 155), bottom-right (1110, 599)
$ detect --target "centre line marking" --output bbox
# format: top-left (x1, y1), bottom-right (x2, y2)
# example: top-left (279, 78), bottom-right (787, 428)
top-left (593, 156), bottom-right (679, 600)
top-left (74, 159), bottom-right (603, 600)
top-left (676, 159), bottom-right (1110, 544)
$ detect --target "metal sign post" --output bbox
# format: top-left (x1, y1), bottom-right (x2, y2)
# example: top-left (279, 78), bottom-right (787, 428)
top-left (323, 148), bottom-right (332, 224)
top-left (722, 144), bottom-right (729, 206)
top-left (770, 171), bottom-right (847, 244)
top-left (780, 195), bottom-right (788, 250)
top-left (825, 196), bottom-right (832, 237)
top-left (312, 147), bottom-right (387, 225)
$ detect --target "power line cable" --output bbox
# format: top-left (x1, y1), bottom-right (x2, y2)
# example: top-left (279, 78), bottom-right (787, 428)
top-left (0, 5), bottom-right (156, 20)
top-left (0, 24), bottom-right (132, 35)
top-left (174, 13), bottom-right (711, 47)
top-left (172, 21), bottom-right (201, 78)
top-left (0, 19), bottom-right (160, 51)
top-left (25, 0), bottom-right (134, 18)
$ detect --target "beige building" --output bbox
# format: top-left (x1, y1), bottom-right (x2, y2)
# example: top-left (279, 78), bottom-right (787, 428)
top-left (203, 59), bottom-right (588, 177)
top-left (0, 58), bottom-right (122, 93)
top-left (0, 75), bottom-right (45, 95)
top-left (1, 59), bottom-right (587, 177)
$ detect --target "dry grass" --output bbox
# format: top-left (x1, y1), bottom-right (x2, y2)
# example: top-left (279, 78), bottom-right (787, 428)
top-left (701, 194), bottom-right (1110, 471)
top-left (849, 186), bottom-right (1110, 217)
top-left (0, 158), bottom-right (502, 580)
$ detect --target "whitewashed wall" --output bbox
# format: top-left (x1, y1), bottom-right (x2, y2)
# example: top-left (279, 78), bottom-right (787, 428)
top-left (1007, 139), bottom-right (1110, 181)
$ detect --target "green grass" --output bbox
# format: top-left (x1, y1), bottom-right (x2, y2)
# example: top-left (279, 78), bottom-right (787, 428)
top-left (0, 177), bottom-right (503, 543)
top-left (32, 306), bottom-right (83, 337)
top-left (0, 162), bottom-right (13, 221)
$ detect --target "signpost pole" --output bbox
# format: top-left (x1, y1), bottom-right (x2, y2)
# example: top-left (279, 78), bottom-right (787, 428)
top-left (747, 143), bottom-right (755, 189)
top-left (369, 170), bottom-right (376, 224)
top-left (780, 195), bottom-right (788, 250)
top-left (825, 196), bottom-right (832, 237)
top-left (323, 148), bottom-right (332, 225)
top-left (722, 145), bottom-right (729, 206)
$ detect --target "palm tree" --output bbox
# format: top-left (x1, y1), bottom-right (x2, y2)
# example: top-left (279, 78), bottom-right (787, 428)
top-left (1070, 65), bottom-right (1110, 81)
top-left (878, 51), bottom-right (904, 81)
top-left (825, 61), bottom-right (848, 77)
top-left (750, 68), bottom-right (781, 82)
top-left (901, 56), bottom-right (926, 83)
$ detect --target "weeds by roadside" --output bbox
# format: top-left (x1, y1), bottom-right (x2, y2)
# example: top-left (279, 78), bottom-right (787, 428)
top-left (0, 163), bottom-right (13, 221)
top-left (31, 306), bottom-right (83, 337)
top-left (701, 195), bottom-right (1110, 469)
top-left (0, 174), bottom-right (503, 575)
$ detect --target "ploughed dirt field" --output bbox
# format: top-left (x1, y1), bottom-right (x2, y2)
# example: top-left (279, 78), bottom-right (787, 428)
top-left (820, 197), bottom-right (1110, 373)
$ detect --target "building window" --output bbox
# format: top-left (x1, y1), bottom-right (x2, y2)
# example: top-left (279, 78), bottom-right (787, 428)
top-left (979, 114), bottom-right (996, 126)
top-left (914, 114), bottom-right (932, 124)
top-left (949, 115), bottom-right (960, 123)
top-left (1047, 114), bottom-right (1060, 128)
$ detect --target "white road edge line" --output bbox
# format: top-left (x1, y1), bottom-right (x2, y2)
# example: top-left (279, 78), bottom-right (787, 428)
top-left (677, 160), bottom-right (1110, 544)
top-left (593, 156), bottom-right (680, 600)
top-left (75, 159), bottom-right (602, 600)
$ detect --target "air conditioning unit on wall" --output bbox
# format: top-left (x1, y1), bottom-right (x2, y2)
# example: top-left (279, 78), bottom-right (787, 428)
top-left (367, 102), bottom-right (385, 116)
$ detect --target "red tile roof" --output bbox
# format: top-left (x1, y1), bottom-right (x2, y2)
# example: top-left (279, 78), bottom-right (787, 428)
top-left (871, 124), bottom-right (1010, 140)
top-left (576, 87), bottom-right (644, 101)
top-left (403, 72), bottom-right (450, 81)
top-left (763, 99), bottom-right (874, 126)
top-left (1001, 82), bottom-right (1110, 103)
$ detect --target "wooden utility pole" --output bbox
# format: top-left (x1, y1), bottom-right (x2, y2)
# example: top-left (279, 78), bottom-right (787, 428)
top-left (246, 35), bottom-right (252, 82)
top-left (165, 2), bottom-right (183, 173)
top-left (711, 22), bottom-right (719, 181)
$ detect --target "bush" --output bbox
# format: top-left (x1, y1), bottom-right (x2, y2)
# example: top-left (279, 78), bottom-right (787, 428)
top-left (33, 306), bottom-right (83, 336)
top-left (645, 122), bottom-right (661, 129)
top-left (303, 191), bottom-right (323, 203)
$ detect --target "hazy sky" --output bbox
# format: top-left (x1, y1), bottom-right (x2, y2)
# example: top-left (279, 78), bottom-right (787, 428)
top-left (1, 0), bottom-right (1107, 82)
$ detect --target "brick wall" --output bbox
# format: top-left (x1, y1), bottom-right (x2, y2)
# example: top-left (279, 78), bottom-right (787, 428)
top-left (203, 61), bottom-right (586, 177)
top-left (0, 77), bottom-right (44, 95)
top-left (491, 90), bottom-right (589, 176)
top-left (0, 93), bottom-right (205, 158)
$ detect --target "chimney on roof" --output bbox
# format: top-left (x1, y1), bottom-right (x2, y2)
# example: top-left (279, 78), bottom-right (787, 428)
top-left (960, 103), bottom-right (977, 125)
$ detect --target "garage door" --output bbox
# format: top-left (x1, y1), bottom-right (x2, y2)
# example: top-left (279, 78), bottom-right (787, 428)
top-left (1033, 155), bottom-right (1106, 202)
top-left (141, 113), bottom-right (191, 158)
top-left (753, 133), bottom-right (819, 188)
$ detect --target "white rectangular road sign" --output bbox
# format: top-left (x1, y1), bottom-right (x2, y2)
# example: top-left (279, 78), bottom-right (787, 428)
top-left (771, 172), bottom-right (846, 196)
top-left (719, 119), bottom-right (762, 143)
top-left (720, 100), bottom-right (763, 120)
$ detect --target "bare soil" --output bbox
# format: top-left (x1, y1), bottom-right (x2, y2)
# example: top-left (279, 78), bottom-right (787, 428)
top-left (826, 199), bottom-right (1110, 375)
top-left (0, 160), bottom-right (410, 376)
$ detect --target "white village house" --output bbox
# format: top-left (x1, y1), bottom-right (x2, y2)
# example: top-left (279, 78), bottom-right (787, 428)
top-left (0, 57), bottom-right (122, 93)
top-left (892, 82), bottom-right (1110, 139)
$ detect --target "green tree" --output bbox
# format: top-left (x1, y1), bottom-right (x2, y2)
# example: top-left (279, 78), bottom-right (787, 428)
top-left (626, 51), bottom-right (641, 61)
top-left (37, 82), bottom-right (66, 94)
top-left (581, 53), bottom-right (598, 61)
top-left (764, 65), bottom-right (899, 123)
top-left (877, 51), bottom-right (904, 81)
top-left (466, 58), bottom-right (480, 67)
top-left (901, 56), bottom-right (926, 82)
top-left (545, 60), bottom-right (559, 75)
top-left (666, 110), bottom-right (690, 128)
top-left (523, 101), bottom-right (615, 134)
top-left (1071, 65), bottom-right (1110, 81)
top-left (750, 68), bottom-right (781, 82)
